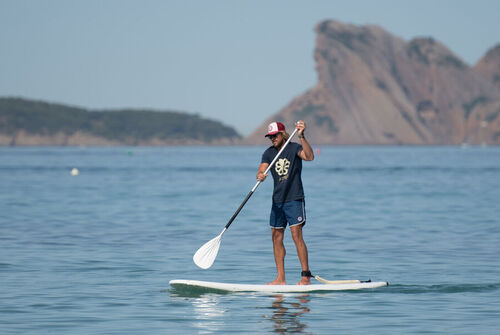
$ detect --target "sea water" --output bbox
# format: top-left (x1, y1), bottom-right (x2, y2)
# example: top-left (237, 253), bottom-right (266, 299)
top-left (1, 146), bottom-right (499, 334)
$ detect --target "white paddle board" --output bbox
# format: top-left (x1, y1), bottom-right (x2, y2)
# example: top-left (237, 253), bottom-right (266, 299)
top-left (169, 279), bottom-right (388, 293)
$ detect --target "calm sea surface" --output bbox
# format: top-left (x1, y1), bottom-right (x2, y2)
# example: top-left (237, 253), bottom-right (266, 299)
top-left (1, 146), bottom-right (499, 334)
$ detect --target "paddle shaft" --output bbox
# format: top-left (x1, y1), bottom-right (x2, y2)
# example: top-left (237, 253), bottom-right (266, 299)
top-left (224, 128), bottom-right (299, 230)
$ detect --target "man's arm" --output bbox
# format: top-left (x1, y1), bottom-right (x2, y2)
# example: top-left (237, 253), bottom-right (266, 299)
top-left (298, 136), bottom-right (314, 161)
top-left (296, 120), bottom-right (314, 161)
top-left (257, 163), bottom-right (269, 181)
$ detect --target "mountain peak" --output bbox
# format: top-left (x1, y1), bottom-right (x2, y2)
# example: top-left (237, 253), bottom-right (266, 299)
top-left (474, 43), bottom-right (500, 92)
top-left (407, 37), bottom-right (467, 69)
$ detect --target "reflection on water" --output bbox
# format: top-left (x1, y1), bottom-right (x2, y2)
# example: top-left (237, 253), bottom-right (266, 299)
top-left (191, 295), bottom-right (225, 334)
top-left (170, 289), bottom-right (312, 334)
top-left (266, 294), bottom-right (311, 334)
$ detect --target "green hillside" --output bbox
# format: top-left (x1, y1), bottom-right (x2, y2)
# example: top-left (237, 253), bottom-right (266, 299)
top-left (0, 97), bottom-right (241, 144)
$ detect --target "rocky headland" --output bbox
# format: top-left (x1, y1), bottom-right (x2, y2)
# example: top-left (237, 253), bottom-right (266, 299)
top-left (247, 20), bottom-right (500, 145)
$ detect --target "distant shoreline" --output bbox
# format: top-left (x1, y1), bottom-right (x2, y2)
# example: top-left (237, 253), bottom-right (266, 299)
top-left (0, 97), bottom-right (242, 146)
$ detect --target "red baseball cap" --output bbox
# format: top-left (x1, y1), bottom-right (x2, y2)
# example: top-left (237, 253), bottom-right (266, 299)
top-left (265, 122), bottom-right (285, 137)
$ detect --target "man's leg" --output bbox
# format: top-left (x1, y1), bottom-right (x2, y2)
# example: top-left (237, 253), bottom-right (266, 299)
top-left (267, 228), bottom-right (286, 285)
top-left (291, 224), bottom-right (311, 285)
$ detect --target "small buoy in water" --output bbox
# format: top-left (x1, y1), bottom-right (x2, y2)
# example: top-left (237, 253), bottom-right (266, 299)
top-left (71, 168), bottom-right (80, 176)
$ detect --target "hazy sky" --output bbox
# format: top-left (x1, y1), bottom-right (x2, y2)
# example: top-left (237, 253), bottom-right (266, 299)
top-left (1, 0), bottom-right (499, 135)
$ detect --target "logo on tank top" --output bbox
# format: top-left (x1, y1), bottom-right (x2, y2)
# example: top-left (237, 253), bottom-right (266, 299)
top-left (275, 158), bottom-right (290, 182)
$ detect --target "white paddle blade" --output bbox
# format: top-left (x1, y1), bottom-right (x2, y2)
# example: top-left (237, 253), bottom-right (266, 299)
top-left (193, 232), bottom-right (224, 269)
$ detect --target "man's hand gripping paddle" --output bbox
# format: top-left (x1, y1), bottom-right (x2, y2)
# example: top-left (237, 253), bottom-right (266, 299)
top-left (193, 127), bottom-right (299, 269)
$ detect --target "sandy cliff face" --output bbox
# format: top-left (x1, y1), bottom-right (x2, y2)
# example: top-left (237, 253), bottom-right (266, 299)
top-left (247, 20), bottom-right (500, 145)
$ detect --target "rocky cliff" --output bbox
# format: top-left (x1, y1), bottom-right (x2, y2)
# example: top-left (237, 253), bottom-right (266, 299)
top-left (247, 20), bottom-right (500, 145)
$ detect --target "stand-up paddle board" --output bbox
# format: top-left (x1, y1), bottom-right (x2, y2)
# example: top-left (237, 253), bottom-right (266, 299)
top-left (169, 279), bottom-right (388, 293)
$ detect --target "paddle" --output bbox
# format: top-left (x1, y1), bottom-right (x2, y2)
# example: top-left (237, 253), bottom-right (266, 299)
top-left (193, 127), bottom-right (299, 269)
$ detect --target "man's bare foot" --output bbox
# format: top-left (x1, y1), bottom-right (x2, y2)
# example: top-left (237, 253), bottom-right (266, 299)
top-left (297, 278), bottom-right (311, 285)
top-left (266, 279), bottom-right (286, 285)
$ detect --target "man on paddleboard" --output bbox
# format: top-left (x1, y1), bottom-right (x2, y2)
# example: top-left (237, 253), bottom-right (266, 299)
top-left (256, 120), bottom-right (314, 285)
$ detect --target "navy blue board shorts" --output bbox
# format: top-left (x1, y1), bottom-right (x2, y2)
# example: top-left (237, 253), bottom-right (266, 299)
top-left (270, 200), bottom-right (306, 229)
